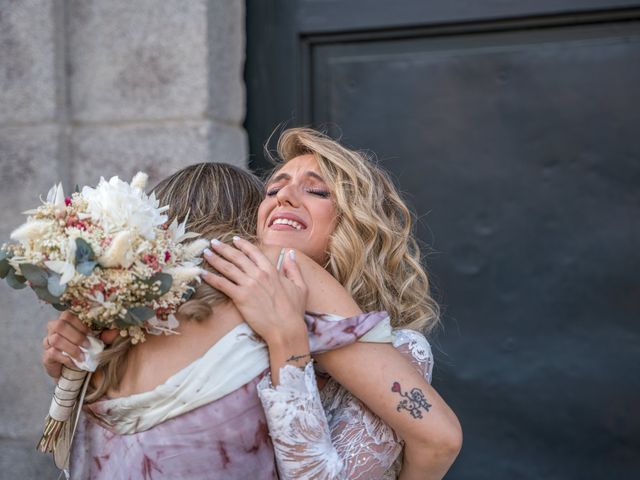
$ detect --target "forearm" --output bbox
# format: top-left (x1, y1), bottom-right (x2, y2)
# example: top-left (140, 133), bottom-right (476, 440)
top-left (316, 342), bottom-right (462, 478)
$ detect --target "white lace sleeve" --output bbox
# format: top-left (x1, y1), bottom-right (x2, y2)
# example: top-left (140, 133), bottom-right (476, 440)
top-left (257, 329), bottom-right (435, 480)
top-left (257, 362), bottom-right (346, 479)
top-left (392, 329), bottom-right (434, 384)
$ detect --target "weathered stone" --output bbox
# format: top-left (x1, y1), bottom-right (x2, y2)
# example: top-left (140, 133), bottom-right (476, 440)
top-left (0, 438), bottom-right (59, 478)
top-left (208, 0), bottom-right (246, 124)
top-left (68, 0), bottom-right (209, 122)
top-left (0, 3), bottom-right (247, 478)
top-left (209, 121), bottom-right (248, 168)
top-left (0, 0), bottom-right (56, 124)
top-left (0, 126), bottom-right (63, 439)
top-left (70, 120), bottom-right (247, 188)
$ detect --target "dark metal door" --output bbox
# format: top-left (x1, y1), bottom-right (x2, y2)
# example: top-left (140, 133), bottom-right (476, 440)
top-left (246, 2), bottom-right (640, 478)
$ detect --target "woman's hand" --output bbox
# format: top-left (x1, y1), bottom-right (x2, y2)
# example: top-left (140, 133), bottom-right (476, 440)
top-left (42, 312), bottom-right (118, 379)
top-left (200, 237), bottom-right (311, 384)
top-left (42, 311), bottom-right (89, 378)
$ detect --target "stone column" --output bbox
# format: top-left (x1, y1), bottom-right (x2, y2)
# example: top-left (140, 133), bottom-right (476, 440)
top-left (0, 0), bottom-right (246, 476)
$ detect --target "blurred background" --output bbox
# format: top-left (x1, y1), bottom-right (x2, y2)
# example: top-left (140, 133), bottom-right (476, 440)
top-left (1, 1), bottom-right (639, 478)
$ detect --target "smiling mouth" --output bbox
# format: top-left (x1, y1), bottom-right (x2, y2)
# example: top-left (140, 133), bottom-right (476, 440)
top-left (269, 218), bottom-right (306, 231)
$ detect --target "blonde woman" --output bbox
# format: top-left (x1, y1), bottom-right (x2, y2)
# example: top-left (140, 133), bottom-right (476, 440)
top-left (202, 128), bottom-right (461, 479)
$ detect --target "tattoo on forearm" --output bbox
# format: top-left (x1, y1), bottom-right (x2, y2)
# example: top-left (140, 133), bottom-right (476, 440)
top-left (391, 381), bottom-right (432, 419)
top-left (286, 353), bottom-right (311, 363)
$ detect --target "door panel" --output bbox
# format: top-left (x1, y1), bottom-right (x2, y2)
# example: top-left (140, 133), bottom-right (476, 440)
top-left (246, 3), bottom-right (640, 478)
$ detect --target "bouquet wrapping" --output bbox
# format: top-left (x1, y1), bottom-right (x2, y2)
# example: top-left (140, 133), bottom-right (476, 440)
top-left (0, 172), bottom-right (207, 457)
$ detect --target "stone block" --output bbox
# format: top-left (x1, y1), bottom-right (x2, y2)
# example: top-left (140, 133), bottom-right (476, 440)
top-left (209, 121), bottom-right (248, 168)
top-left (70, 121), bottom-right (242, 188)
top-left (0, 125), bottom-right (64, 439)
top-left (0, 438), bottom-right (59, 478)
top-left (68, 0), bottom-right (209, 122)
top-left (207, 0), bottom-right (246, 124)
top-left (0, 0), bottom-right (56, 124)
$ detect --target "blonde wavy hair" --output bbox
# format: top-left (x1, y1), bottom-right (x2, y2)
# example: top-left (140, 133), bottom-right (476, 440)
top-left (269, 128), bottom-right (440, 334)
top-left (87, 162), bottom-right (263, 401)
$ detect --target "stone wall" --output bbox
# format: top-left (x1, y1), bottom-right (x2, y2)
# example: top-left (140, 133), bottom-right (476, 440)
top-left (0, 0), bottom-right (246, 476)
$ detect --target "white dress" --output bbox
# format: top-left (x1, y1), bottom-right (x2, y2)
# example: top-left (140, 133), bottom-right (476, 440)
top-left (258, 329), bottom-right (434, 479)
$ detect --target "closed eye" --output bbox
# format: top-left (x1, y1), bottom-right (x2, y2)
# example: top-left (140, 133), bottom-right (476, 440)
top-left (306, 189), bottom-right (330, 198)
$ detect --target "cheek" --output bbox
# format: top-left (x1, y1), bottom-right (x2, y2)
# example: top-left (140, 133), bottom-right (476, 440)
top-left (319, 205), bottom-right (338, 240)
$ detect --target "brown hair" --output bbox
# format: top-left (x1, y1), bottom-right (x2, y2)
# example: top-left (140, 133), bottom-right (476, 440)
top-left (87, 162), bottom-right (263, 401)
top-left (269, 128), bottom-right (440, 334)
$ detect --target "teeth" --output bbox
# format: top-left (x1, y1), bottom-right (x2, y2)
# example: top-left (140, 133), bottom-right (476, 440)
top-left (272, 218), bottom-right (303, 230)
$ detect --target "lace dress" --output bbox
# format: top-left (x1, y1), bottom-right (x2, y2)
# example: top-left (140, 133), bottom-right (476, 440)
top-left (258, 328), bottom-right (434, 479)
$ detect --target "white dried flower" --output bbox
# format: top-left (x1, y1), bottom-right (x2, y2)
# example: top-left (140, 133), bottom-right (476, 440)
top-left (183, 239), bottom-right (209, 259)
top-left (98, 231), bottom-right (135, 268)
top-left (46, 183), bottom-right (66, 211)
top-left (10, 219), bottom-right (56, 243)
top-left (81, 175), bottom-right (168, 240)
top-left (130, 172), bottom-right (148, 191)
top-left (163, 263), bottom-right (202, 284)
top-left (45, 238), bottom-right (77, 285)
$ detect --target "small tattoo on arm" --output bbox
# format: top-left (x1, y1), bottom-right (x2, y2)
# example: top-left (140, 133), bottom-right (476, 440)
top-left (391, 381), bottom-right (432, 419)
top-left (286, 353), bottom-right (311, 363)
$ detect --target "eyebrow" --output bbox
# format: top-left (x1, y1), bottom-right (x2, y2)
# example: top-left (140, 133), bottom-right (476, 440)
top-left (268, 171), bottom-right (326, 185)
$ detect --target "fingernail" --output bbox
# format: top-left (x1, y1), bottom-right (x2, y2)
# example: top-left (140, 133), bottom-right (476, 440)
top-left (198, 268), bottom-right (209, 277)
top-left (82, 339), bottom-right (90, 348)
top-left (232, 235), bottom-right (240, 242)
top-left (211, 239), bottom-right (221, 246)
top-left (289, 249), bottom-right (296, 261)
top-left (203, 248), bottom-right (213, 257)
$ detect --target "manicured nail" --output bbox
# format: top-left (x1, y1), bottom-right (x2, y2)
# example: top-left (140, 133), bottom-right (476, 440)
top-left (203, 248), bottom-right (213, 257)
top-left (289, 249), bottom-right (296, 261)
top-left (211, 239), bottom-right (221, 246)
top-left (198, 268), bottom-right (209, 277)
top-left (232, 235), bottom-right (241, 242)
top-left (82, 339), bottom-right (91, 348)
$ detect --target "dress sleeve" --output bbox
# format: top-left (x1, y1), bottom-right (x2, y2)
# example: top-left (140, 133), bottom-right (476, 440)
top-left (257, 328), bottom-right (435, 480)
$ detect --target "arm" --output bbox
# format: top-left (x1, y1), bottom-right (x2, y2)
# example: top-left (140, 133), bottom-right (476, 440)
top-left (203, 238), bottom-right (461, 479)
top-left (296, 253), bottom-right (462, 478)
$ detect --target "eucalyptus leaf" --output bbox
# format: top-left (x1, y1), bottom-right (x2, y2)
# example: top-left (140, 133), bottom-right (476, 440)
top-left (76, 260), bottom-right (97, 276)
top-left (0, 257), bottom-right (10, 279)
top-left (115, 316), bottom-right (131, 329)
top-left (47, 273), bottom-right (66, 297)
top-left (52, 303), bottom-right (68, 312)
top-left (75, 238), bottom-right (95, 264)
top-left (6, 268), bottom-right (27, 289)
top-left (20, 263), bottom-right (48, 288)
top-left (119, 306), bottom-right (155, 327)
top-left (181, 287), bottom-right (195, 302)
top-left (128, 306), bottom-right (156, 324)
top-left (33, 286), bottom-right (61, 304)
top-left (147, 273), bottom-right (172, 296)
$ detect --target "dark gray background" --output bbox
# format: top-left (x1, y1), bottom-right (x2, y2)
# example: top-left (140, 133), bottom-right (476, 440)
top-left (246, 1), bottom-right (640, 478)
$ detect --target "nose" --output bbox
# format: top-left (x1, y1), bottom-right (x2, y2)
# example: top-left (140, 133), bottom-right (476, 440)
top-left (275, 183), bottom-right (300, 207)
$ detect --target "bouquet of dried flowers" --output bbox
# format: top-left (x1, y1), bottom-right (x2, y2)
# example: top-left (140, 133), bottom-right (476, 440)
top-left (0, 172), bottom-right (207, 455)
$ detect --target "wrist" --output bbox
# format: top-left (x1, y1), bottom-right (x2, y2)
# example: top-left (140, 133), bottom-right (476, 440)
top-left (263, 318), bottom-right (308, 347)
